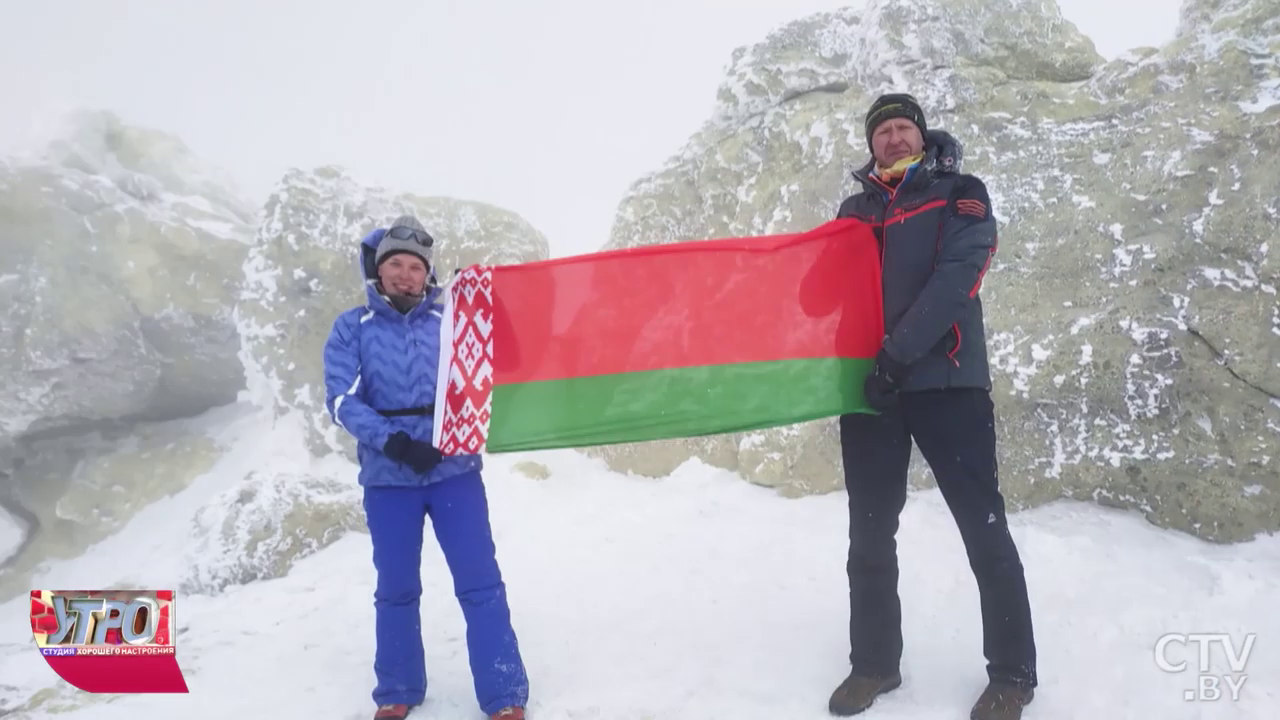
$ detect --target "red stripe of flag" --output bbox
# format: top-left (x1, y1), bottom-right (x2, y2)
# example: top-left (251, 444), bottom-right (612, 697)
top-left (488, 218), bottom-right (884, 385)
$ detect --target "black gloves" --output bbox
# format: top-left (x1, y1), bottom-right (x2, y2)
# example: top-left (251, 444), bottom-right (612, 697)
top-left (863, 348), bottom-right (910, 413)
top-left (383, 431), bottom-right (444, 474)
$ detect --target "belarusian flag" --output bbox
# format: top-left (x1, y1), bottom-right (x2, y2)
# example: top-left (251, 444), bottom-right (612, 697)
top-left (431, 217), bottom-right (884, 455)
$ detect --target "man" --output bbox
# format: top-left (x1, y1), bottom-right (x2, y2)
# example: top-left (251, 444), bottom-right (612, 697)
top-left (826, 94), bottom-right (1037, 720)
top-left (323, 216), bottom-right (530, 720)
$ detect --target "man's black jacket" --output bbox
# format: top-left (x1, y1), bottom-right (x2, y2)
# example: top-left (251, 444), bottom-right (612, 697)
top-left (836, 130), bottom-right (997, 392)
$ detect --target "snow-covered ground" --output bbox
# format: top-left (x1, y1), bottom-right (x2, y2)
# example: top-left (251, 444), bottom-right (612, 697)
top-left (0, 407), bottom-right (1277, 719)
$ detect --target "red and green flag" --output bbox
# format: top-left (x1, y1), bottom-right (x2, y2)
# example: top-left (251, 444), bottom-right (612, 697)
top-left (431, 217), bottom-right (885, 455)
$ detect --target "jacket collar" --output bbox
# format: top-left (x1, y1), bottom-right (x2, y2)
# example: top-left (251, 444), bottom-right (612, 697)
top-left (851, 128), bottom-right (965, 197)
top-left (364, 281), bottom-right (443, 320)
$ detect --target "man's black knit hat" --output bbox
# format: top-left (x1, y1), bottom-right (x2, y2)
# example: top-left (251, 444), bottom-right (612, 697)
top-left (864, 93), bottom-right (927, 151)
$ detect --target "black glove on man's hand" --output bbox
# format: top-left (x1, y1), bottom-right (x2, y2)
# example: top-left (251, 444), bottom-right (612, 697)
top-left (863, 347), bottom-right (910, 413)
top-left (383, 431), bottom-right (444, 475)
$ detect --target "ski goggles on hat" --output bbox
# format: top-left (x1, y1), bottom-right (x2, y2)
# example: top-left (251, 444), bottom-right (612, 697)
top-left (386, 226), bottom-right (433, 247)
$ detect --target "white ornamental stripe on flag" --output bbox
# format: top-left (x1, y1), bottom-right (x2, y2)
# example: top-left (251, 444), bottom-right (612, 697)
top-left (431, 275), bottom-right (456, 449)
top-left (433, 265), bottom-right (495, 455)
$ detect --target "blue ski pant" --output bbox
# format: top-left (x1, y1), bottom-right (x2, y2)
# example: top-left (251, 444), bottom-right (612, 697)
top-left (362, 470), bottom-right (529, 714)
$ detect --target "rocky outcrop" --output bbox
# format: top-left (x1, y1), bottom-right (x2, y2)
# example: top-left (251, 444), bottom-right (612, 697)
top-left (180, 470), bottom-right (365, 595)
top-left (0, 111), bottom-right (256, 587)
top-left (591, 0), bottom-right (1280, 542)
top-left (237, 166), bottom-right (552, 458)
top-left (0, 110), bottom-right (254, 446)
top-left (168, 170), bottom-right (553, 596)
top-left (0, 414), bottom-right (228, 601)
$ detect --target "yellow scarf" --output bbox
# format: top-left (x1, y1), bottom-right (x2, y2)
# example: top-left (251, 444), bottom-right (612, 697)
top-left (874, 153), bottom-right (924, 182)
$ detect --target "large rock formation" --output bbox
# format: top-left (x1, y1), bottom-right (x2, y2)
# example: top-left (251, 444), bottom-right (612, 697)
top-left (0, 111), bottom-right (256, 590)
top-left (0, 110), bottom-right (254, 446)
top-left (237, 166), bottom-right (552, 458)
top-left (190, 171), bottom-right (553, 594)
top-left (180, 469), bottom-right (365, 595)
top-left (591, 0), bottom-right (1280, 542)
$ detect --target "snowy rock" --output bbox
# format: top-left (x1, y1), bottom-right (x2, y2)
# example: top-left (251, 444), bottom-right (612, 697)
top-left (180, 470), bottom-right (365, 595)
top-left (590, 0), bottom-right (1280, 542)
top-left (0, 110), bottom-right (254, 447)
top-left (0, 415), bottom-right (227, 600)
top-left (237, 166), bottom-right (551, 458)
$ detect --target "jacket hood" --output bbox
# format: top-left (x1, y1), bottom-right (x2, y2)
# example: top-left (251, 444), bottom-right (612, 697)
top-left (852, 128), bottom-right (965, 190)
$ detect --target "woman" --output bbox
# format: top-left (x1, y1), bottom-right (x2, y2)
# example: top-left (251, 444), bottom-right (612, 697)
top-left (323, 216), bottom-right (530, 720)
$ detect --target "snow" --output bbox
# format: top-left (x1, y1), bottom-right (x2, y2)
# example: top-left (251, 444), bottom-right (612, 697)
top-left (1237, 78), bottom-right (1280, 114)
top-left (1200, 265), bottom-right (1264, 292)
top-left (184, 218), bottom-right (248, 243)
top-left (2, 406), bottom-right (1278, 719)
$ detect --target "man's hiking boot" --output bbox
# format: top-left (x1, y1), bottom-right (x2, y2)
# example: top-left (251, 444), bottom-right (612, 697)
top-left (373, 704), bottom-right (410, 720)
top-left (828, 670), bottom-right (902, 716)
top-left (969, 681), bottom-right (1034, 720)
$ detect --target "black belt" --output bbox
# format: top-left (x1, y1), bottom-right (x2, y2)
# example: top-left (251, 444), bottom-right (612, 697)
top-left (376, 405), bottom-right (434, 417)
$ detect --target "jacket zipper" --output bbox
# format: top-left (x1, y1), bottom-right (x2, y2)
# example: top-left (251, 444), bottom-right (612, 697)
top-left (871, 176), bottom-right (901, 268)
top-left (872, 172), bottom-right (960, 368)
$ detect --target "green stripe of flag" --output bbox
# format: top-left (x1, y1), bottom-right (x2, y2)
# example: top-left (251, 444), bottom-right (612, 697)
top-left (486, 356), bottom-right (876, 452)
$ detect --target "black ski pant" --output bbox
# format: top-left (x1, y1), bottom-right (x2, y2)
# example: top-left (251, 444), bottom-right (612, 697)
top-left (838, 388), bottom-right (1037, 689)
